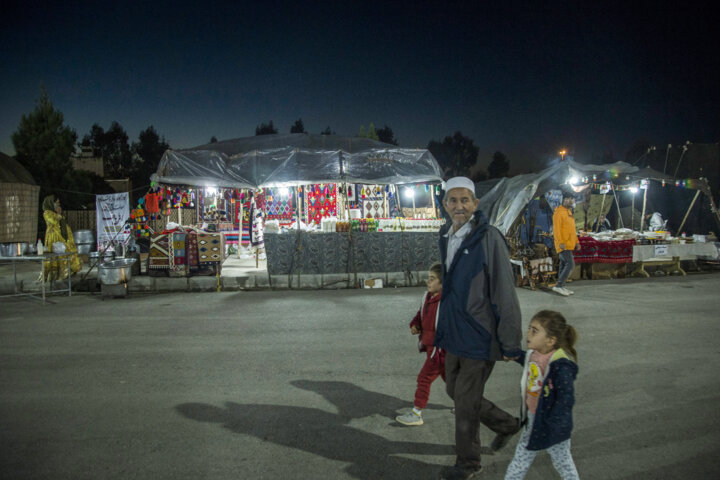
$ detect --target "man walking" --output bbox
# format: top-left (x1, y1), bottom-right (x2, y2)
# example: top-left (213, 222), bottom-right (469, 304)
top-left (552, 192), bottom-right (580, 296)
top-left (434, 177), bottom-right (523, 480)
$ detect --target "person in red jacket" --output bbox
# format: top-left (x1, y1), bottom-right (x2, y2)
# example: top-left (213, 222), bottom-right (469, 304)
top-left (396, 262), bottom-right (445, 426)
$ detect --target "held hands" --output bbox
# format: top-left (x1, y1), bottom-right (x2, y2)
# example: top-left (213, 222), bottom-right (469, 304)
top-left (575, 243), bottom-right (581, 251)
top-left (503, 355), bottom-right (519, 362)
top-left (410, 325), bottom-right (420, 335)
top-left (559, 243), bottom-right (566, 250)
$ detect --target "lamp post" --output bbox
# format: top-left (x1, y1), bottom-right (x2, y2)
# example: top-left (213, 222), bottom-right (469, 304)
top-left (559, 149), bottom-right (567, 161)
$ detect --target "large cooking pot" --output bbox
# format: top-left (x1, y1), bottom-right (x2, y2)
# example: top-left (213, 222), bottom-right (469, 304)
top-left (76, 244), bottom-right (93, 254)
top-left (98, 258), bottom-right (137, 285)
top-left (74, 230), bottom-right (94, 244)
top-left (73, 230), bottom-right (94, 254)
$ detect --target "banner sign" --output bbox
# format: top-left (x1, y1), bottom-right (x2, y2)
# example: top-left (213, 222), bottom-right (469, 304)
top-left (96, 192), bottom-right (131, 249)
top-left (654, 244), bottom-right (669, 257)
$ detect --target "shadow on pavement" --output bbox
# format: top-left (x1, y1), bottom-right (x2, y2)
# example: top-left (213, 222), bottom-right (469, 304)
top-left (176, 380), bottom-right (454, 479)
top-left (290, 379), bottom-right (451, 419)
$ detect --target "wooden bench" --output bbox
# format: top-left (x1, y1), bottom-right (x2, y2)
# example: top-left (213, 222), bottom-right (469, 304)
top-left (632, 256), bottom-right (685, 277)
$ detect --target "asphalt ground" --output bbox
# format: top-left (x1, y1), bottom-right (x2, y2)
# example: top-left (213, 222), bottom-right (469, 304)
top-left (1, 274), bottom-right (719, 479)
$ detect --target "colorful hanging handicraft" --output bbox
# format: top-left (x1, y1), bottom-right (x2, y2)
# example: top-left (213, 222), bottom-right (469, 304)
top-left (361, 184), bottom-right (385, 219)
top-left (264, 187), bottom-right (294, 220)
top-left (306, 183), bottom-right (337, 224)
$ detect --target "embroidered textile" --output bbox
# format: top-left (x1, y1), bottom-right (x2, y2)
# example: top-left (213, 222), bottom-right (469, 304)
top-left (362, 197), bottom-right (384, 219)
top-left (197, 233), bottom-right (224, 265)
top-left (306, 184), bottom-right (337, 224)
top-left (169, 232), bottom-right (187, 276)
top-left (149, 234), bottom-right (170, 269)
top-left (264, 188), bottom-right (293, 220)
top-left (186, 231), bottom-right (200, 272)
top-left (573, 236), bottom-right (635, 264)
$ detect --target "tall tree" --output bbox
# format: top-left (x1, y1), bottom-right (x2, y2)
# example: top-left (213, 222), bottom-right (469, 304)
top-left (81, 121), bottom-right (132, 178)
top-left (487, 151), bottom-right (510, 178)
top-left (376, 125), bottom-right (398, 145)
top-left (320, 126), bottom-right (335, 135)
top-left (427, 132), bottom-right (479, 178)
top-left (12, 88), bottom-right (77, 191)
top-left (366, 122), bottom-right (379, 141)
top-left (255, 121), bottom-right (278, 135)
top-left (131, 126), bottom-right (169, 200)
top-left (358, 125), bottom-right (366, 138)
top-left (12, 88), bottom-right (110, 216)
top-left (210, 136), bottom-right (218, 143)
top-left (290, 118), bottom-right (305, 133)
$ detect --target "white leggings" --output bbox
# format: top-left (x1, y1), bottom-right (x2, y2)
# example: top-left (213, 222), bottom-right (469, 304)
top-left (504, 415), bottom-right (579, 480)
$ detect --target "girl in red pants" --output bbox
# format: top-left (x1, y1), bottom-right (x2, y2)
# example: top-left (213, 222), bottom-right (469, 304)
top-left (396, 262), bottom-right (445, 426)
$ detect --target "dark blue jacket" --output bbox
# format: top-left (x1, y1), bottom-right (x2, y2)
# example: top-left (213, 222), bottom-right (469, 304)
top-left (517, 349), bottom-right (579, 450)
top-left (433, 211), bottom-right (522, 360)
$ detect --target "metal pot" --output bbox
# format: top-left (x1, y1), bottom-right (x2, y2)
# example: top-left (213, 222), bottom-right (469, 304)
top-left (73, 230), bottom-right (94, 255)
top-left (98, 258), bottom-right (137, 285)
top-left (73, 230), bottom-right (94, 244)
top-left (0, 242), bottom-right (28, 257)
top-left (77, 244), bottom-right (93, 254)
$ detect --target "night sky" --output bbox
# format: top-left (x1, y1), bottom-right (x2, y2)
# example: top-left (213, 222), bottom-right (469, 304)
top-left (2, 0), bottom-right (718, 171)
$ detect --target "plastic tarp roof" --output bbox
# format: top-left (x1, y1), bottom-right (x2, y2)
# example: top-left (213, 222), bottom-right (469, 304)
top-left (476, 160), bottom-right (643, 235)
top-left (151, 134), bottom-right (443, 188)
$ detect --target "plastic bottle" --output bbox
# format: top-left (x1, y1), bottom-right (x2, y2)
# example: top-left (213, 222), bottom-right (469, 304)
top-left (37, 239), bottom-right (44, 255)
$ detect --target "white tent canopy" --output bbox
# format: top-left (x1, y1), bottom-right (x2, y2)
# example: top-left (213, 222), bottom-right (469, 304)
top-left (151, 134), bottom-right (443, 188)
top-left (477, 160), bottom-right (644, 235)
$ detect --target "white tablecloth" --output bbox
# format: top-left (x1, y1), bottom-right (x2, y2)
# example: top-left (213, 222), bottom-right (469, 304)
top-left (632, 243), bottom-right (719, 262)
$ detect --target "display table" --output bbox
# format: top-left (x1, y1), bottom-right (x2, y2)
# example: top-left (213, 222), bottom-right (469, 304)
top-left (0, 253), bottom-right (74, 304)
top-left (573, 236), bottom-right (635, 264)
top-left (264, 231), bottom-right (440, 275)
top-left (631, 242), bottom-right (719, 277)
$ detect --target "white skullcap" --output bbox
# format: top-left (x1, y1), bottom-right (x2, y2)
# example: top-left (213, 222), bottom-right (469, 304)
top-left (442, 176), bottom-right (475, 193)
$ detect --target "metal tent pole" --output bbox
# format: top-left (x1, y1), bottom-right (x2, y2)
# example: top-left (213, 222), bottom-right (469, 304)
top-left (640, 182), bottom-right (648, 231)
top-left (612, 186), bottom-right (624, 228)
top-left (677, 189), bottom-right (701, 235)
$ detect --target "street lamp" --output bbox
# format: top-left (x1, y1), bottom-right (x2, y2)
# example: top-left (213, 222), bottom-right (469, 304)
top-left (559, 149), bottom-right (567, 161)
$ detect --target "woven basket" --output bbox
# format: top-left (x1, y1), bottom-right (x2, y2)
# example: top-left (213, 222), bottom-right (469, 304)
top-left (0, 182), bottom-right (40, 243)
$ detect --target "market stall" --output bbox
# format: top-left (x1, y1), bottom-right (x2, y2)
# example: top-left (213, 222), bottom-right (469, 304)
top-left (149, 134), bottom-right (445, 285)
top-left (478, 159), bottom-right (720, 285)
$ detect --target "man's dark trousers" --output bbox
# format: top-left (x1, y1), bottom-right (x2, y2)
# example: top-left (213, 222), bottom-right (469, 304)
top-left (446, 352), bottom-right (519, 469)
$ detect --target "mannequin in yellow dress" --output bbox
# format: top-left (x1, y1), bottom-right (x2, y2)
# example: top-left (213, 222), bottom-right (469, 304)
top-left (42, 195), bottom-right (82, 281)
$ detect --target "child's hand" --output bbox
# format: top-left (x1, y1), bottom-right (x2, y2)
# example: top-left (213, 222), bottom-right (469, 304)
top-left (410, 325), bottom-right (420, 335)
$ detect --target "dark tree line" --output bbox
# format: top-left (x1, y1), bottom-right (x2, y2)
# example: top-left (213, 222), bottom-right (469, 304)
top-left (12, 89), bottom-right (170, 210)
top-left (81, 122), bottom-right (169, 201)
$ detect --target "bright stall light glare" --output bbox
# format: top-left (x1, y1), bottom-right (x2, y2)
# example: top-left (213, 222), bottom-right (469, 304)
top-left (279, 187), bottom-right (290, 197)
top-left (404, 187), bottom-right (415, 199)
top-left (630, 186), bottom-right (639, 194)
top-left (568, 176), bottom-right (580, 185)
top-left (206, 187), bottom-right (217, 196)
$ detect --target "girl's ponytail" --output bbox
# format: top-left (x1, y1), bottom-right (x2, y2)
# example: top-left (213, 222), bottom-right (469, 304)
top-left (562, 324), bottom-right (578, 363)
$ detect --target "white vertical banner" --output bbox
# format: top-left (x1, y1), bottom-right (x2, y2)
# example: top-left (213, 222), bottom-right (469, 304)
top-left (96, 192), bottom-right (131, 250)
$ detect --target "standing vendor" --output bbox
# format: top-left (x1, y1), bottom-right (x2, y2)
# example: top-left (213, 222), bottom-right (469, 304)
top-left (552, 192), bottom-right (580, 297)
top-left (42, 195), bottom-right (82, 281)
